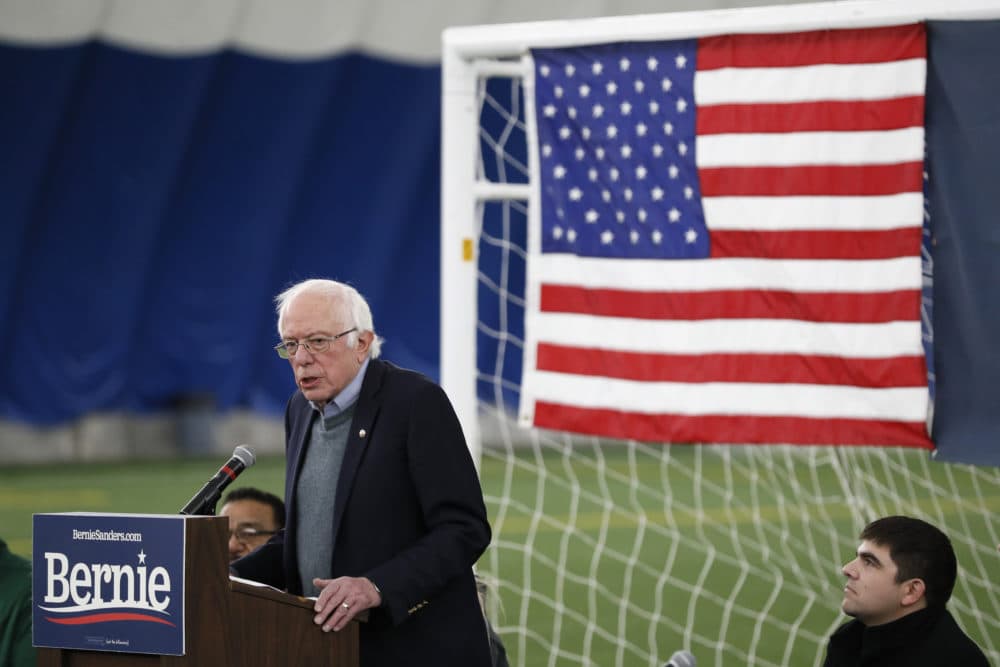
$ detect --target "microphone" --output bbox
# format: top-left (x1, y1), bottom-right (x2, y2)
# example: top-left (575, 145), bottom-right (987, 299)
top-left (664, 650), bottom-right (696, 667)
top-left (179, 445), bottom-right (256, 516)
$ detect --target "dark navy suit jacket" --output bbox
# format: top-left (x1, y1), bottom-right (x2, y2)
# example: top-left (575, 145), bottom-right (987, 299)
top-left (233, 359), bottom-right (493, 666)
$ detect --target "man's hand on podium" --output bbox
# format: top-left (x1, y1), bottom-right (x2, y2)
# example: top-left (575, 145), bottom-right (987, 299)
top-left (312, 575), bottom-right (382, 632)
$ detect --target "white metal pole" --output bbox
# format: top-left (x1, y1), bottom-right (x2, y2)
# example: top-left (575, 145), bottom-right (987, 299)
top-left (444, 0), bottom-right (1000, 60)
top-left (440, 35), bottom-right (482, 468)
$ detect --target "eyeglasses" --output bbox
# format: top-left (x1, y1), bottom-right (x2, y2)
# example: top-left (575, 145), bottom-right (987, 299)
top-left (229, 527), bottom-right (278, 544)
top-left (274, 327), bottom-right (357, 359)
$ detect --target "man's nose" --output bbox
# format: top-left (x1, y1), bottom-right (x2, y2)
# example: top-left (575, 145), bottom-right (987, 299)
top-left (228, 534), bottom-right (245, 558)
top-left (842, 559), bottom-right (858, 578)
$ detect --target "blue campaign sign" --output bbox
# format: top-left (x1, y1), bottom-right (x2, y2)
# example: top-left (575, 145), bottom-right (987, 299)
top-left (32, 513), bottom-right (186, 655)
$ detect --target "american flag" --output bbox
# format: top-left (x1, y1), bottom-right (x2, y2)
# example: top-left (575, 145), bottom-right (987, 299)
top-left (520, 24), bottom-right (932, 447)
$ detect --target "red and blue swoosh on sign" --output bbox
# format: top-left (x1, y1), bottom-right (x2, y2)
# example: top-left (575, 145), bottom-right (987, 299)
top-left (43, 610), bottom-right (176, 627)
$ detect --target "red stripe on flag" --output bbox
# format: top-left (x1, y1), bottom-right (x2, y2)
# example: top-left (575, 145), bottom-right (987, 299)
top-left (697, 97), bottom-right (924, 135)
top-left (697, 24), bottom-right (926, 70)
top-left (699, 162), bottom-right (924, 196)
top-left (534, 402), bottom-right (933, 447)
top-left (710, 228), bottom-right (923, 260)
top-left (536, 344), bottom-right (927, 388)
top-left (540, 285), bottom-right (920, 323)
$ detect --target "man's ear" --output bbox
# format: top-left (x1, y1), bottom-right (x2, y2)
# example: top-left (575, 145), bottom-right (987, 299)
top-left (900, 578), bottom-right (926, 607)
top-left (355, 330), bottom-right (373, 361)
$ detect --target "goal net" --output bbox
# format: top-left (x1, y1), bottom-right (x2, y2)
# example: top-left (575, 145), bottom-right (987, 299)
top-left (441, 2), bottom-right (1000, 665)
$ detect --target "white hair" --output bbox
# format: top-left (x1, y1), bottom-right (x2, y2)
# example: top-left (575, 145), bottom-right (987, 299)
top-left (274, 279), bottom-right (383, 359)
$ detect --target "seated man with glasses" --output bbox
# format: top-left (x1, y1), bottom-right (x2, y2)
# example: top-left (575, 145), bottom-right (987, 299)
top-left (220, 487), bottom-right (285, 562)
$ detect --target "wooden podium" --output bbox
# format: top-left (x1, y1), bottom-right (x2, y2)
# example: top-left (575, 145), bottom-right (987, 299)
top-left (36, 516), bottom-right (358, 667)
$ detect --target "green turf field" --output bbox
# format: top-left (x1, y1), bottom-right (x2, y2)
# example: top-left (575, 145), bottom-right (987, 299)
top-left (0, 454), bottom-right (288, 558)
top-left (3, 447), bottom-right (998, 666)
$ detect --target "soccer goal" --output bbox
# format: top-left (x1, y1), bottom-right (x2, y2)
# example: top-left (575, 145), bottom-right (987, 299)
top-left (441, 1), bottom-right (1000, 665)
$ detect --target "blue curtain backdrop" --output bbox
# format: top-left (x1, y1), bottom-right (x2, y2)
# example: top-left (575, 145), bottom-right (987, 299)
top-left (0, 43), bottom-right (441, 421)
top-left (0, 19), bottom-right (997, 466)
top-left (925, 21), bottom-right (1000, 466)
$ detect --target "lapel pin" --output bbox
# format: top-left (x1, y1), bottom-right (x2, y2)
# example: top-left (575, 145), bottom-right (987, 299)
top-left (358, 429), bottom-right (367, 438)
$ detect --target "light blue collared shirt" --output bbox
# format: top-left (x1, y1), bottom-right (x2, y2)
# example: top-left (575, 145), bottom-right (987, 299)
top-left (310, 356), bottom-right (370, 418)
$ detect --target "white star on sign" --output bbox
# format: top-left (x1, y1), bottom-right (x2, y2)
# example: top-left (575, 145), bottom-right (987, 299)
top-left (634, 80), bottom-right (645, 93)
top-left (647, 56), bottom-right (659, 71)
top-left (585, 209), bottom-right (599, 223)
top-left (675, 54), bottom-right (687, 69)
top-left (668, 207), bottom-right (682, 222)
top-left (552, 225), bottom-right (564, 239)
top-left (630, 230), bottom-right (640, 244)
top-left (601, 230), bottom-right (614, 244)
top-left (592, 61), bottom-right (603, 75)
top-left (553, 165), bottom-right (566, 179)
top-left (543, 104), bottom-right (556, 117)
top-left (606, 81), bottom-right (618, 95)
top-left (635, 165), bottom-right (647, 180)
top-left (568, 187), bottom-right (583, 201)
top-left (619, 57), bottom-right (630, 71)
top-left (652, 229), bottom-right (663, 244)
top-left (651, 186), bottom-right (664, 200)
top-left (676, 98), bottom-right (688, 113)
top-left (662, 77), bottom-right (672, 92)
top-left (138, 550), bottom-right (147, 565)
top-left (620, 101), bottom-right (632, 115)
top-left (559, 126), bottom-right (571, 139)
top-left (539, 65), bottom-right (550, 77)
top-left (637, 208), bottom-right (647, 222)
top-left (620, 144), bottom-right (632, 158)
top-left (565, 63), bottom-right (576, 77)
top-left (567, 228), bottom-right (577, 242)
top-left (649, 100), bottom-right (660, 114)
top-left (685, 227), bottom-right (698, 243)
top-left (606, 124), bottom-right (618, 139)
top-left (668, 164), bottom-right (679, 179)
top-left (579, 84), bottom-right (590, 97)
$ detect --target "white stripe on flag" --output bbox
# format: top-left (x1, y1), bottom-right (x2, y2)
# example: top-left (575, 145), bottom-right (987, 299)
top-left (696, 128), bottom-right (924, 167)
top-left (534, 255), bottom-right (922, 292)
top-left (702, 194), bottom-right (922, 231)
top-left (694, 59), bottom-right (926, 105)
top-left (528, 371), bottom-right (929, 420)
top-left (532, 313), bottom-right (923, 357)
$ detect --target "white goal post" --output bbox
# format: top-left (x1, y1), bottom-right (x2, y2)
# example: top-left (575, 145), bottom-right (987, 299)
top-left (440, 2), bottom-right (1000, 666)
top-left (441, 0), bottom-right (1000, 462)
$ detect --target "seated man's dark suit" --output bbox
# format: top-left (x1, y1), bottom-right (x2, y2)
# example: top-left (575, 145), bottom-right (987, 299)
top-left (822, 605), bottom-right (989, 667)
